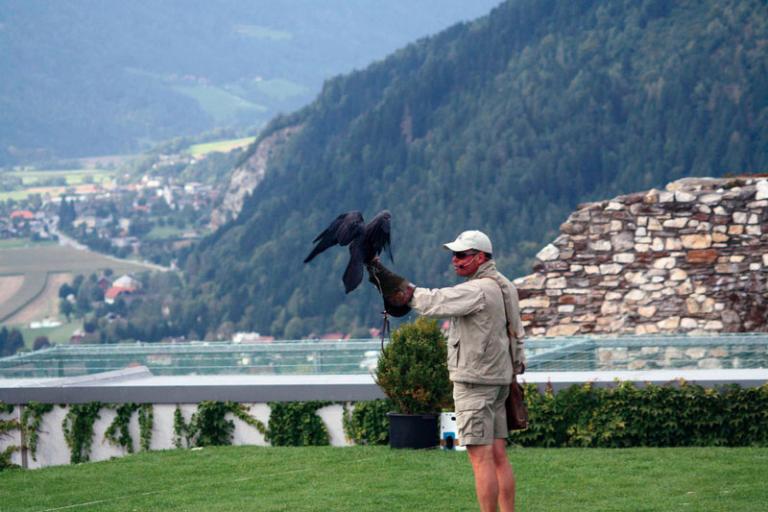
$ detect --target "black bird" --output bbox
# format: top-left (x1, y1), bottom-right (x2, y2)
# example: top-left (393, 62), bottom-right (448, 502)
top-left (304, 210), bottom-right (393, 293)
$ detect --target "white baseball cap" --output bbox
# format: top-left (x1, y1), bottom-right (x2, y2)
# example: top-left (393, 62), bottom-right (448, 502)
top-left (443, 230), bottom-right (493, 254)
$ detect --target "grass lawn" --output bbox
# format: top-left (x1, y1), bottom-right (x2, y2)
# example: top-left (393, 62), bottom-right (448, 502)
top-left (2, 446), bottom-right (766, 511)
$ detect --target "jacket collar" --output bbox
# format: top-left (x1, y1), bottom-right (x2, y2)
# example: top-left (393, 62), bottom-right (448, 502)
top-left (469, 260), bottom-right (497, 280)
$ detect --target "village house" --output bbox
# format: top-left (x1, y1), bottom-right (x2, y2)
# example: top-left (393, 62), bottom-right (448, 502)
top-left (104, 274), bottom-right (141, 305)
top-left (10, 210), bottom-right (35, 221)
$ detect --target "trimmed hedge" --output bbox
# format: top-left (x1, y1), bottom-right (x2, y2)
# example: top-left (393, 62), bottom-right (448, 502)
top-left (345, 382), bottom-right (768, 447)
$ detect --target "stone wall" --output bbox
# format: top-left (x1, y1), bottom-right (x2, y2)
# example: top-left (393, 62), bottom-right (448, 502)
top-left (514, 177), bottom-right (768, 336)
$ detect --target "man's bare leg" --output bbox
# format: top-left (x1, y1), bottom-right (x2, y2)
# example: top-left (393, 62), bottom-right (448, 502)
top-left (467, 444), bottom-right (498, 512)
top-left (492, 438), bottom-right (515, 512)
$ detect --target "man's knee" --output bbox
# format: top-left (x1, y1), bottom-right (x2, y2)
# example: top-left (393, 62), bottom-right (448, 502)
top-left (491, 439), bottom-right (510, 467)
top-left (467, 444), bottom-right (494, 466)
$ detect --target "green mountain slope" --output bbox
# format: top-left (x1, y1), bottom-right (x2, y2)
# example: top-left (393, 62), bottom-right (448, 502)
top-left (166, 0), bottom-right (767, 339)
top-left (0, 0), bottom-right (499, 165)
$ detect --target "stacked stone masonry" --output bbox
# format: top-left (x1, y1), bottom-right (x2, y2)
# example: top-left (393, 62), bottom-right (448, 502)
top-left (514, 177), bottom-right (768, 336)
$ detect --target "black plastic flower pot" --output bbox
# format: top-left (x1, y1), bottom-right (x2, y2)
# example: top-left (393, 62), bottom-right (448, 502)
top-left (387, 412), bottom-right (439, 449)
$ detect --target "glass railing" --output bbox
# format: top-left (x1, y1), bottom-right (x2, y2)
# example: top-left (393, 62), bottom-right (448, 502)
top-left (0, 339), bottom-right (384, 379)
top-left (1, 333), bottom-right (766, 379)
top-left (524, 333), bottom-right (768, 372)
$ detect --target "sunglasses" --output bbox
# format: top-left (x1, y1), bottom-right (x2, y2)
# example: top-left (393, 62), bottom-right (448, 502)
top-left (452, 250), bottom-right (478, 259)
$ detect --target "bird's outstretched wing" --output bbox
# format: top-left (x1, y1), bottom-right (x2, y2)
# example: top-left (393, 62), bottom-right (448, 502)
top-left (363, 210), bottom-right (393, 263)
top-left (342, 239), bottom-right (365, 293)
top-left (304, 211), bottom-right (364, 263)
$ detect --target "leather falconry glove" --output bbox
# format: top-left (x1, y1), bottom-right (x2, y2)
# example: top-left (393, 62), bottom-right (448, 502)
top-left (366, 258), bottom-right (415, 317)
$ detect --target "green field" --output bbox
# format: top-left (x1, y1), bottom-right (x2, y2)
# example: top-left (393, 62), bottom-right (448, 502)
top-left (251, 78), bottom-right (309, 101)
top-left (0, 190), bottom-right (38, 201)
top-left (173, 85), bottom-right (267, 124)
top-left (0, 245), bottom-right (157, 276)
top-left (6, 168), bottom-right (115, 186)
top-left (16, 320), bottom-right (81, 347)
top-left (1, 446), bottom-right (766, 511)
top-left (0, 245), bottom-right (161, 324)
top-left (0, 169), bottom-right (116, 201)
top-left (0, 239), bottom-right (56, 250)
top-left (186, 137), bottom-right (256, 157)
top-left (145, 225), bottom-right (188, 240)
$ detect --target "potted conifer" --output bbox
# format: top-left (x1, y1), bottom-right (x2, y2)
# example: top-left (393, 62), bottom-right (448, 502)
top-left (374, 317), bottom-right (452, 448)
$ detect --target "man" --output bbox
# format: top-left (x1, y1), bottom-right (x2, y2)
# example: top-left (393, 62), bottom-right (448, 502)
top-left (368, 230), bottom-right (525, 512)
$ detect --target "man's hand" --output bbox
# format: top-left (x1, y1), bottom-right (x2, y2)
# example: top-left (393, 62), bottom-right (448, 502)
top-left (367, 258), bottom-right (414, 307)
top-left (389, 286), bottom-right (414, 307)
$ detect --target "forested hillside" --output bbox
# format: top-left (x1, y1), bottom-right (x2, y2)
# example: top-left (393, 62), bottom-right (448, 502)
top-left (124, 0), bottom-right (767, 340)
top-left (0, 0), bottom-right (498, 165)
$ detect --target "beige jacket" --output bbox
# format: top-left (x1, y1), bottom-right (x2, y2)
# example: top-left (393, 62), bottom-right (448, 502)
top-left (410, 261), bottom-right (526, 385)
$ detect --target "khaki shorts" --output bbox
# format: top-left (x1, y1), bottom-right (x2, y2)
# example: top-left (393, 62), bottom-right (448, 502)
top-left (453, 382), bottom-right (509, 446)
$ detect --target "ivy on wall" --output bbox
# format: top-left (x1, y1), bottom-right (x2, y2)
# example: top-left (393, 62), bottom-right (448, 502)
top-left (265, 401), bottom-right (331, 447)
top-left (1, 401), bottom-right (56, 469)
top-left (173, 405), bottom-right (189, 449)
top-left (65, 403), bottom-right (155, 463)
top-left (138, 404), bottom-right (153, 452)
top-left (174, 402), bottom-right (266, 448)
top-left (103, 403), bottom-right (153, 453)
top-left (343, 399), bottom-right (392, 445)
top-left (173, 401), bottom-right (330, 448)
top-left (0, 402), bottom-right (18, 470)
top-left (0, 445), bottom-right (17, 470)
top-left (105, 403), bottom-right (138, 452)
top-left (62, 402), bottom-right (102, 464)
top-left (6, 382), bottom-right (768, 468)
top-left (21, 402), bottom-right (54, 461)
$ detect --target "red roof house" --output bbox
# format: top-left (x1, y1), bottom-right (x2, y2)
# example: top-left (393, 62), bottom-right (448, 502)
top-left (10, 210), bottom-right (34, 220)
top-left (105, 286), bottom-right (133, 304)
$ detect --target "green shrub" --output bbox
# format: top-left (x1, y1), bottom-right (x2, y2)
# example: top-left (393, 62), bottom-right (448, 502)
top-left (346, 383), bottom-right (768, 447)
top-left (508, 381), bottom-right (768, 448)
top-left (374, 318), bottom-right (452, 414)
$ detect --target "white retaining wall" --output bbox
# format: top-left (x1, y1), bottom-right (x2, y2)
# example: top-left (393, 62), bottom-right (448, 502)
top-left (0, 403), bottom-right (349, 469)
